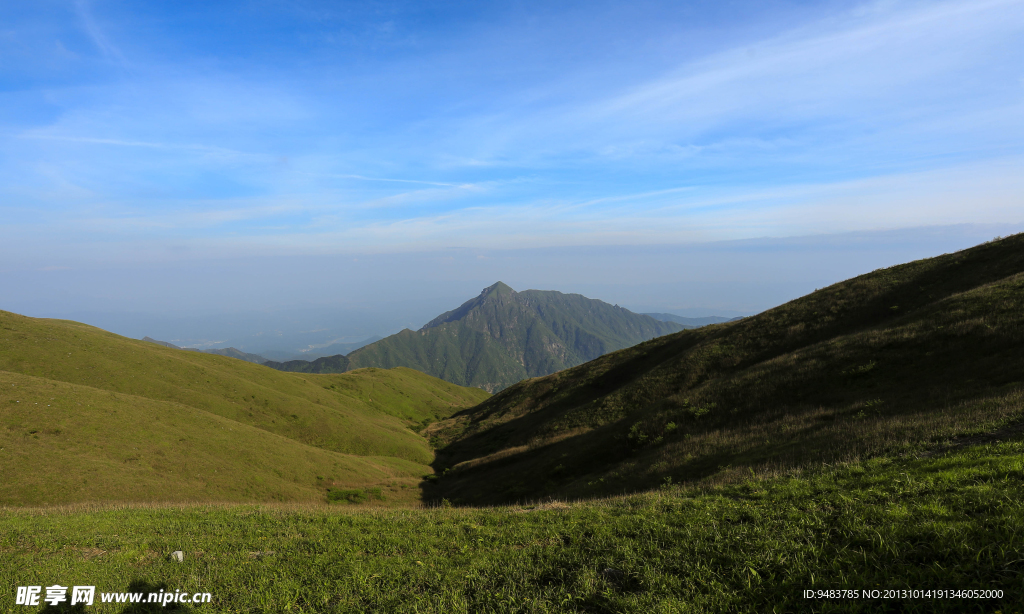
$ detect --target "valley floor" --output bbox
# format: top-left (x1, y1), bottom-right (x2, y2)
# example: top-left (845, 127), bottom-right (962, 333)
top-left (2, 438), bottom-right (1021, 613)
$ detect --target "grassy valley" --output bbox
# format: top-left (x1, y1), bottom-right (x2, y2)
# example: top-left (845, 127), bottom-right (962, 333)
top-left (2, 239), bottom-right (1023, 611)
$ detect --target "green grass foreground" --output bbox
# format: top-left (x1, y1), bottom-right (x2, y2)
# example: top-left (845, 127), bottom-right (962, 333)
top-left (2, 441), bottom-right (1021, 613)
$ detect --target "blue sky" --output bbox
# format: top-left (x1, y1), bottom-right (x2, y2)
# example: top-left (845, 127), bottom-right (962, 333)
top-left (1, 0), bottom-right (1023, 346)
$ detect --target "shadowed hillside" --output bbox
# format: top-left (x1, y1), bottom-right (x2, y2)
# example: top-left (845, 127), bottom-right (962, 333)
top-left (265, 282), bottom-right (684, 392)
top-left (426, 235), bottom-right (1024, 505)
top-left (0, 312), bottom-right (488, 505)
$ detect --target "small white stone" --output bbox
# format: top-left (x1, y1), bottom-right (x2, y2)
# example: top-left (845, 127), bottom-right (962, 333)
top-left (170, 551), bottom-right (184, 562)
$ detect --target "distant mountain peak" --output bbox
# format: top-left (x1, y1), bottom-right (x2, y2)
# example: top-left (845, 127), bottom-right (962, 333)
top-left (482, 281), bottom-right (515, 296)
top-left (267, 283), bottom-right (686, 391)
top-left (421, 282), bottom-right (518, 330)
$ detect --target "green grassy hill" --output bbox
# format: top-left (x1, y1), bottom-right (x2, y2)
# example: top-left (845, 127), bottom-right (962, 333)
top-left (266, 282), bottom-right (684, 392)
top-left (0, 311), bottom-right (489, 505)
top-left (0, 370), bottom-right (429, 505)
top-left (428, 235), bottom-right (1024, 505)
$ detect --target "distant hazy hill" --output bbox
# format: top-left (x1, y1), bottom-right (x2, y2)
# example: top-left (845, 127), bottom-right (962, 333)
top-left (291, 336), bottom-right (384, 361)
top-left (641, 313), bottom-right (742, 327)
top-left (141, 336), bottom-right (196, 350)
top-left (142, 336), bottom-right (268, 364)
top-left (265, 282), bottom-right (684, 392)
top-left (1, 312), bottom-right (488, 505)
top-left (203, 346), bottom-right (271, 364)
top-left (427, 235), bottom-right (1024, 505)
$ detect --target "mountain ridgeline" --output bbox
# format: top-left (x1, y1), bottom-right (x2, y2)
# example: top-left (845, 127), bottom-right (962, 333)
top-left (264, 283), bottom-right (685, 391)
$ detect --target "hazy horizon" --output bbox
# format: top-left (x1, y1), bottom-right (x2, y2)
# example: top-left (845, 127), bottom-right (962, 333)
top-left (2, 1), bottom-right (1022, 352)
top-left (5, 224), bottom-right (1019, 355)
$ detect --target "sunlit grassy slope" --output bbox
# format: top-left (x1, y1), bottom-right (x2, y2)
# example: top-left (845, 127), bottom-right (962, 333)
top-left (429, 234), bottom-right (1024, 504)
top-left (0, 371), bottom-right (429, 505)
top-left (0, 311), bottom-right (489, 505)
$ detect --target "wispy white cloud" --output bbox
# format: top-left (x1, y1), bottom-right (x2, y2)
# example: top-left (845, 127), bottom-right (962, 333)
top-left (597, 0), bottom-right (1017, 116)
top-left (73, 0), bottom-right (128, 68)
top-left (17, 132), bottom-right (250, 157)
top-left (13, 155), bottom-right (1009, 260)
top-left (441, 0), bottom-right (1024, 167)
top-left (561, 186), bottom-right (697, 212)
top-left (296, 170), bottom-right (467, 188)
top-left (273, 156), bottom-right (1024, 249)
